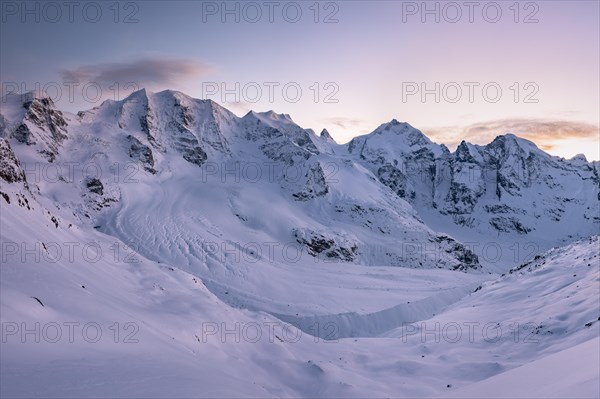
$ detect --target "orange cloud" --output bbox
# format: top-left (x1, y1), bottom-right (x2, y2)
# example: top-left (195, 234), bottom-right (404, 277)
top-left (423, 119), bottom-right (599, 154)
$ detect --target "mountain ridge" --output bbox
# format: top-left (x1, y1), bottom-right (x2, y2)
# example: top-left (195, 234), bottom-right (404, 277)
top-left (3, 88), bottom-right (597, 162)
top-left (1, 88), bottom-right (598, 275)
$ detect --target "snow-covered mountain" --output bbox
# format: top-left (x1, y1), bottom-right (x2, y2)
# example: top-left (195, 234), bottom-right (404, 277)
top-left (346, 119), bottom-right (600, 270)
top-left (2, 90), bottom-right (597, 273)
top-left (1, 89), bottom-right (598, 398)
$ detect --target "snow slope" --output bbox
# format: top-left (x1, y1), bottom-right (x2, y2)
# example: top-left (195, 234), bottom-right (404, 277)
top-left (440, 338), bottom-right (599, 398)
top-left (2, 186), bottom-right (598, 397)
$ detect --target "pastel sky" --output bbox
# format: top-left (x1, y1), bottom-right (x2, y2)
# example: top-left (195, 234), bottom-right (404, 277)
top-left (1, 0), bottom-right (599, 160)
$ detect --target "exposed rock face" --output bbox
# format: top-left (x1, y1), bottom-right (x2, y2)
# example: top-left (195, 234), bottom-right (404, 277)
top-left (114, 90), bottom-right (234, 168)
top-left (127, 135), bottom-right (156, 174)
top-left (239, 110), bottom-right (326, 201)
top-left (3, 94), bottom-right (68, 161)
top-left (377, 164), bottom-right (408, 199)
top-left (0, 138), bottom-right (26, 183)
top-left (319, 128), bottom-right (336, 144)
top-left (293, 228), bottom-right (359, 262)
top-left (83, 177), bottom-right (118, 211)
top-left (85, 178), bottom-right (104, 195)
top-left (433, 235), bottom-right (480, 271)
top-left (347, 125), bottom-right (598, 239)
top-left (348, 120), bottom-right (441, 204)
top-left (242, 111), bottom-right (319, 166)
top-left (292, 162), bottom-right (329, 201)
top-left (489, 217), bottom-right (531, 234)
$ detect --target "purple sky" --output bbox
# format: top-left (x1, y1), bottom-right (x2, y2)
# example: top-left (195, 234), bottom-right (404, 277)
top-left (1, 1), bottom-right (599, 159)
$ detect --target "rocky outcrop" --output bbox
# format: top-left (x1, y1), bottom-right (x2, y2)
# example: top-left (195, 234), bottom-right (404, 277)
top-left (292, 228), bottom-right (359, 262)
top-left (0, 138), bottom-right (26, 184)
top-left (127, 135), bottom-right (157, 174)
top-left (5, 94), bottom-right (68, 161)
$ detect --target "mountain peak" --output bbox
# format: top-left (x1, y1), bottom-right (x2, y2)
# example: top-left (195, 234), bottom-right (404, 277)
top-left (242, 109), bottom-right (298, 130)
top-left (320, 128), bottom-right (336, 143)
top-left (382, 118), bottom-right (405, 129)
top-left (121, 88), bottom-right (150, 105)
top-left (493, 133), bottom-right (531, 145)
top-left (117, 89), bottom-right (227, 116)
top-left (570, 153), bottom-right (588, 163)
top-left (20, 90), bottom-right (54, 104)
top-left (370, 119), bottom-right (435, 148)
top-left (375, 119), bottom-right (419, 135)
top-left (0, 90), bottom-right (57, 112)
top-left (456, 140), bottom-right (469, 153)
top-left (455, 140), bottom-right (481, 163)
top-left (489, 133), bottom-right (543, 157)
top-left (262, 110), bottom-right (293, 122)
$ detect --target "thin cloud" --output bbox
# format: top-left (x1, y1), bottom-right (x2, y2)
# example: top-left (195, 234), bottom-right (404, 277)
top-left (321, 117), bottom-right (364, 130)
top-left (60, 56), bottom-right (213, 89)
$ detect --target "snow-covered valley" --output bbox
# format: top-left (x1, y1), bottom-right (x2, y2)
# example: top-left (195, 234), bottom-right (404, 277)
top-left (1, 90), bottom-right (599, 398)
